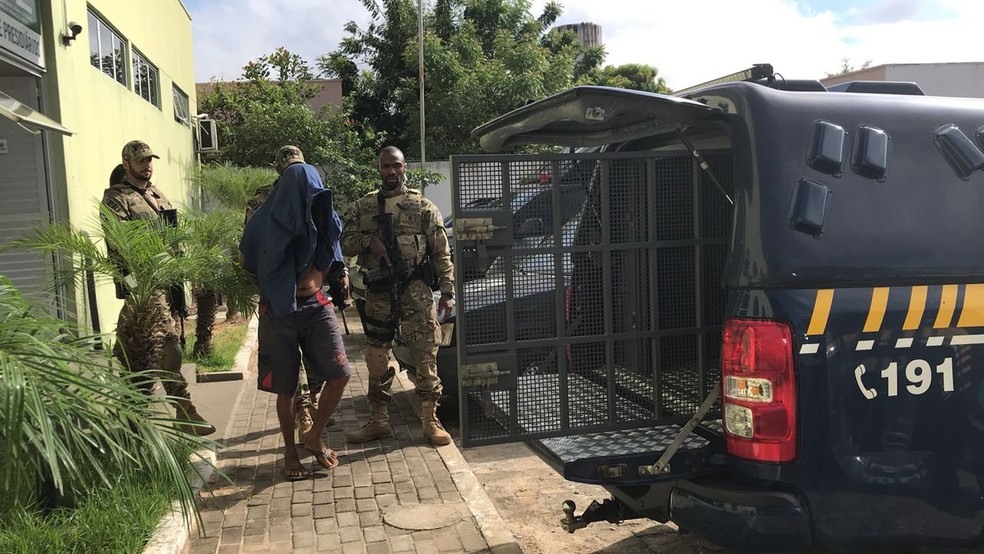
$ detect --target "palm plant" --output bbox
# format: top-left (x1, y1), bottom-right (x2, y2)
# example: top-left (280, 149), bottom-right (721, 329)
top-left (182, 209), bottom-right (256, 357)
top-left (0, 276), bottom-right (206, 521)
top-left (193, 163), bottom-right (273, 328)
top-left (10, 205), bottom-right (256, 375)
top-left (195, 162), bottom-right (274, 214)
top-left (0, 205), bottom-right (256, 544)
top-left (22, 209), bottom-right (186, 373)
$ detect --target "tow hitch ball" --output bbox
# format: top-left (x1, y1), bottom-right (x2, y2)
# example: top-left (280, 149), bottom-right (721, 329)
top-left (560, 498), bottom-right (627, 533)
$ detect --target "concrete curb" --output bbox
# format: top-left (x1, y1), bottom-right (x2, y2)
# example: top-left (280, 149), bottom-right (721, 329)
top-left (142, 450), bottom-right (217, 554)
top-left (395, 371), bottom-right (523, 553)
top-left (230, 315), bottom-right (259, 383)
top-left (195, 370), bottom-right (244, 383)
top-left (142, 315), bottom-right (259, 554)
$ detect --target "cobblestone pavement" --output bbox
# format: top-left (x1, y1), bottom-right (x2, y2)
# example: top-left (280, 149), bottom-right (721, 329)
top-left (184, 326), bottom-right (494, 554)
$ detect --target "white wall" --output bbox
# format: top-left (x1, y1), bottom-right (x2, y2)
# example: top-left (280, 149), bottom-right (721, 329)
top-left (412, 160), bottom-right (453, 220)
top-left (886, 63), bottom-right (984, 98)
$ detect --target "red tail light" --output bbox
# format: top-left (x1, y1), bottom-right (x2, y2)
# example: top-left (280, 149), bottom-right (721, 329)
top-left (721, 318), bottom-right (797, 462)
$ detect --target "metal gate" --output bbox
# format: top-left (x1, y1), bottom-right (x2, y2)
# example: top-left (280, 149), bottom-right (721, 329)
top-left (451, 150), bottom-right (733, 446)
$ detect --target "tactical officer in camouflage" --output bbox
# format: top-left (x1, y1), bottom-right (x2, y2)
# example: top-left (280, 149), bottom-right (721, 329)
top-left (341, 146), bottom-right (454, 447)
top-left (102, 140), bottom-right (215, 436)
top-left (244, 146), bottom-right (343, 444)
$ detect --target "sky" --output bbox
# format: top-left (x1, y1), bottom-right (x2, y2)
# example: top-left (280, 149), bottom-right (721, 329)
top-left (183, 0), bottom-right (983, 91)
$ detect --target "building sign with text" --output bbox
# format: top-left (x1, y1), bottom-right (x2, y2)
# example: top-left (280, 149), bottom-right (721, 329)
top-left (0, 0), bottom-right (43, 71)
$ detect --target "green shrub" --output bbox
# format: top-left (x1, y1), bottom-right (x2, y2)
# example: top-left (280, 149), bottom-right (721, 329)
top-left (0, 278), bottom-right (208, 540)
top-left (0, 475), bottom-right (179, 554)
top-left (185, 318), bottom-right (250, 372)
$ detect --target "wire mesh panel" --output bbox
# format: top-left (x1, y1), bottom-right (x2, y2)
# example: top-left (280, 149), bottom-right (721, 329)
top-left (568, 340), bottom-right (610, 431)
top-left (452, 151), bottom-right (733, 446)
top-left (614, 338), bottom-right (658, 422)
top-left (659, 334), bottom-right (702, 417)
top-left (700, 155), bottom-right (734, 240)
top-left (456, 162), bottom-right (504, 206)
top-left (654, 157), bottom-right (695, 241)
top-left (608, 158), bottom-right (651, 244)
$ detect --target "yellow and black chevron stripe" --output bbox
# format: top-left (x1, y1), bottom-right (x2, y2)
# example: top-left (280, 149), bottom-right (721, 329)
top-left (799, 284), bottom-right (984, 354)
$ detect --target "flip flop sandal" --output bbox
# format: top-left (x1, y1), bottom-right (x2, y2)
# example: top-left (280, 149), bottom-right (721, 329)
top-left (283, 465), bottom-right (313, 481)
top-left (307, 447), bottom-right (339, 470)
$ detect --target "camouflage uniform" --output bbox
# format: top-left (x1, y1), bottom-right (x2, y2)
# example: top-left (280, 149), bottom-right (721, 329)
top-left (340, 188), bottom-right (454, 404)
top-left (244, 180), bottom-right (326, 414)
top-left (102, 179), bottom-right (188, 399)
top-left (243, 183), bottom-right (273, 225)
top-left (101, 140), bottom-right (214, 436)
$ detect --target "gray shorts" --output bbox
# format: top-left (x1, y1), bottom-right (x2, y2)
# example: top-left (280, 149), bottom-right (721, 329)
top-left (257, 290), bottom-right (350, 395)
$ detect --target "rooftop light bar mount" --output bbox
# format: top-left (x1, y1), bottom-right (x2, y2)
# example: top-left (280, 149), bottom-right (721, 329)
top-left (673, 63), bottom-right (774, 97)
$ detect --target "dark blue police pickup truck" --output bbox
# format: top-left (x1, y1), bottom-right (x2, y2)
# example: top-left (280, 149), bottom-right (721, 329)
top-left (448, 65), bottom-right (984, 550)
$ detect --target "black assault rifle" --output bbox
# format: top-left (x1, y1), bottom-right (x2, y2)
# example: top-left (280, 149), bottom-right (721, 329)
top-left (326, 263), bottom-right (351, 335)
top-left (365, 209), bottom-right (405, 337)
top-left (161, 209), bottom-right (188, 346)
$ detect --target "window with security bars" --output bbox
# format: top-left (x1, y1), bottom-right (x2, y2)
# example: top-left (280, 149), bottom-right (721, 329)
top-left (133, 50), bottom-right (160, 108)
top-left (172, 85), bottom-right (190, 125)
top-left (87, 11), bottom-right (126, 86)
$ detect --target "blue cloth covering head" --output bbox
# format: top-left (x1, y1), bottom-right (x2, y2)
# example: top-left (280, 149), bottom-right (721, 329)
top-left (239, 163), bottom-right (344, 315)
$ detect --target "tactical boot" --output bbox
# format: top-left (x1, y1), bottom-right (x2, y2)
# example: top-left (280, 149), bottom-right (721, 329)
top-left (421, 399), bottom-right (452, 447)
top-left (345, 403), bottom-right (393, 443)
top-left (175, 399), bottom-right (217, 436)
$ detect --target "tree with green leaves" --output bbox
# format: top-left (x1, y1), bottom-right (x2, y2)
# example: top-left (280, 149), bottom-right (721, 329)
top-left (244, 46), bottom-right (315, 83)
top-left (182, 209), bottom-right (255, 357)
top-left (0, 210), bottom-right (259, 530)
top-left (194, 162), bottom-right (275, 215)
top-left (198, 48), bottom-right (382, 204)
top-left (319, 0), bottom-right (668, 157)
top-left (579, 63), bottom-right (670, 93)
top-left (188, 163), bottom-right (275, 339)
top-left (320, 0), bottom-right (581, 158)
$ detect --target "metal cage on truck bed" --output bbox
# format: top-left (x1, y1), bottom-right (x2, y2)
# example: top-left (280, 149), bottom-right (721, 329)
top-left (451, 150), bottom-right (734, 457)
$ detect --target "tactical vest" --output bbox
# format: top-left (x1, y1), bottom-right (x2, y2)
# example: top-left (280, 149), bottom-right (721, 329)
top-left (355, 189), bottom-right (434, 276)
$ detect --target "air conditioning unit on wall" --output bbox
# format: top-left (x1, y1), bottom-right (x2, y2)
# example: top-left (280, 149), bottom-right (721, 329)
top-left (197, 118), bottom-right (218, 152)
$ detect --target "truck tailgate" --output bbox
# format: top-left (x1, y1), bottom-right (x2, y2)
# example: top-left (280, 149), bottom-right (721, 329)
top-left (528, 423), bottom-right (725, 485)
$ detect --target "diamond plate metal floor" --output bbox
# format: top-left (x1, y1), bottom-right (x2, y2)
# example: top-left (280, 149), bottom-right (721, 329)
top-left (540, 425), bottom-right (709, 463)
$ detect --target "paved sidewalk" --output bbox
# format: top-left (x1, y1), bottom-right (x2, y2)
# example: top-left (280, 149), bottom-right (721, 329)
top-left (183, 316), bottom-right (517, 554)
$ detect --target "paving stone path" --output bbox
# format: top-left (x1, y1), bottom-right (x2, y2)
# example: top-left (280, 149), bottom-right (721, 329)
top-left (184, 326), bottom-right (492, 554)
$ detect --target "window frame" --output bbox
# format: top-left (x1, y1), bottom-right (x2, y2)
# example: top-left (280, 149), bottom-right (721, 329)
top-left (172, 85), bottom-right (190, 126)
top-left (132, 48), bottom-right (161, 109)
top-left (87, 10), bottom-right (127, 86)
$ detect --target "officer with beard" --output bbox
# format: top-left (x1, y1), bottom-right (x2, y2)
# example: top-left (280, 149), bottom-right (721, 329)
top-left (341, 146), bottom-right (454, 446)
top-left (102, 140), bottom-right (215, 436)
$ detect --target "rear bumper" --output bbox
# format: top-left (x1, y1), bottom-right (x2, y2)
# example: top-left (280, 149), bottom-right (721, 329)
top-left (671, 478), bottom-right (812, 551)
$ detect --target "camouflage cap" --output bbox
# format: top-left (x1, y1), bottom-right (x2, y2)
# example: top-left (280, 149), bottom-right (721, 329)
top-left (121, 140), bottom-right (160, 161)
top-left (275, 145), bottom-right (304, 170)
